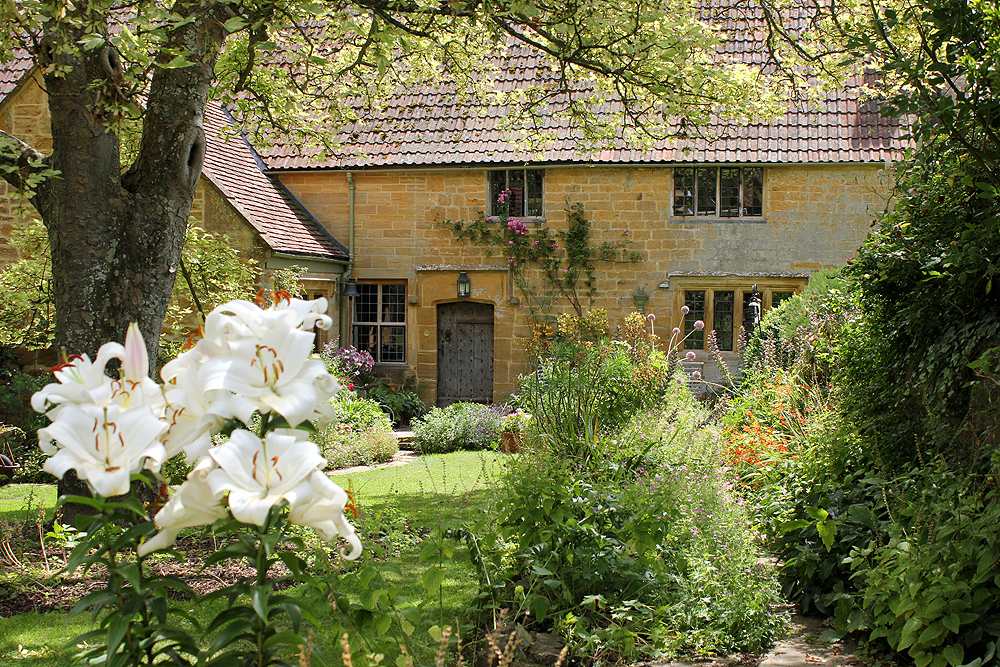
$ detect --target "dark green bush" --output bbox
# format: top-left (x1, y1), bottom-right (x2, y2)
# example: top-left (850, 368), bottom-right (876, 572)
top-left (367, 382), bottom-right (427, 427)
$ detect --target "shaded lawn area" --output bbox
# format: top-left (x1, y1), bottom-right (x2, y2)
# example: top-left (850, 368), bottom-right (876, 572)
top-left (0, 451), bottom-right (506, 666)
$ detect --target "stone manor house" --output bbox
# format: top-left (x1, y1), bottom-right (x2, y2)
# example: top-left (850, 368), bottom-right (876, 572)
top-left (0, 27), bottom-right (900, 406)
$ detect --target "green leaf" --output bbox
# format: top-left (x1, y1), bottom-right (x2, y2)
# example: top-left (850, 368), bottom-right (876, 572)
top-left (428, 625), bottom-right (443, 642)
top-left (223, 16), bottom-right (247, 32)
top-left (251, 586), bottom-right (268, 621)
top-left (942, 613), bottom-right (961, 634)
top-left (900, 616), bottom-right (924, 650)
top-left (422, 566), bottom-right (445, 593)
top-left (942, 644), bottom-right (964, 667)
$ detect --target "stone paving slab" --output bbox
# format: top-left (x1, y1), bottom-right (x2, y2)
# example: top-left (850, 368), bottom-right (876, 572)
top-left (649, 615), bottom-right (862, 667)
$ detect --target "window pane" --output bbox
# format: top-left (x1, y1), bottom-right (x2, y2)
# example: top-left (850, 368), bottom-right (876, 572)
top-left (381, 326), bottom-right (406, 362)
top-left (353, 324), bottom-right (378, 359)
top-left (772, 291), bottom-right (794, 308)
top-left (508, 170), bottom-right (525, 217)
top-left (743, 290), bottom-right (763, 340)
top-left (673, 168), bottom-right (695, 216)
top-left (684, 290), bottom-right (705, 349)
top-left (696, 167), bottom-right (717, 216)
top-left (526, 170), bottom-right (543, 217)
top-left (381, 284), bottom-right (406, 323)
top-left (719, 168), bottom-right (741, 217)
top-left (714, 291), bottom-right (734, 351)
top-left (489, 171), bottom-right (507, 216)
top-left (354, 284), bottom-right (378, 323)
top-left (743, 167), bottom-right (763, 216)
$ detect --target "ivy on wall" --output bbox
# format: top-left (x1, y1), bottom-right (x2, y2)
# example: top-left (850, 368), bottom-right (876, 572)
top-left (441, 196), bottom-right (643, 323)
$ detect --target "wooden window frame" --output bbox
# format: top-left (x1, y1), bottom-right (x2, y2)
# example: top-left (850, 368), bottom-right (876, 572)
top-left (352, 281), bottom-right (408, 364)
top-left (671, 277), bottom-right (807, 352)
top-left (488, 169), bottom-right (544, 219)
top-left (672, 166), bottom-right (765, 219)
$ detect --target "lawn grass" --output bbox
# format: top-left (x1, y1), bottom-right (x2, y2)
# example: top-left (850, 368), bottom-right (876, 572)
top-left (0, 484), bottom-right (57, 524)
top-left (0, 451), bottom-right (507, 667)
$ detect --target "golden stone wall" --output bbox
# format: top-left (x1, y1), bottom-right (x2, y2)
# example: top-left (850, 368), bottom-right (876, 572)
top-left (279, 164), bottom-right (890, 403)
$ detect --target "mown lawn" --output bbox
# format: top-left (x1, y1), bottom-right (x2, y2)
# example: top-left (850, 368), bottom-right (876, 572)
top-left (0, 451), bottom-right (506, 666)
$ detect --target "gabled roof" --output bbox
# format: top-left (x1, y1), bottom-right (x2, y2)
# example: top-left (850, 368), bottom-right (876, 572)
top-left (201, 103), bottom-right (348, 261)
top-left (0, 52), bottom-right (347, 262)
top-left (0, 49), bottom-right (33, 102)
top-left (260, 6), bottom-right (901, 171)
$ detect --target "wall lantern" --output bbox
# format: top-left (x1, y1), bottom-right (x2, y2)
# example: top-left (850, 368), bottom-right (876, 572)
top-left (457, 271), bottom-right (472, 298)
top-left (632, 285), bottom-right (649, 313)
top-left (340, 279), bottom-right (359, 300)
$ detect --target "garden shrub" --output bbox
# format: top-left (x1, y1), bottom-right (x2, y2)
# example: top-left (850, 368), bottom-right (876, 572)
top-left (0, 370), bottom-right (50, 483)
top-left (314, 391), bottom-right (398, 468)
top-left (470, 381), bottom-right (786, 662)
top-left (411, 402), bottom-right (506, 454)
top-left (847, 465), bottom-right (1000, 667)
top-left (517, 311), bottom-right (671, 454)
top-left (367, 382), bottom-right (427, 427)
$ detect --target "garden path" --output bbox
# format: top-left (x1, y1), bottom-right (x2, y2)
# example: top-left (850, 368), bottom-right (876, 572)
top-left (652, 614), bottom-right (863, 667)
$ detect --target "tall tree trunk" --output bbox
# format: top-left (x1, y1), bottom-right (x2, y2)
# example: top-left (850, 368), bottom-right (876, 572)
top-left (27, 9), bottom-right (229, 519)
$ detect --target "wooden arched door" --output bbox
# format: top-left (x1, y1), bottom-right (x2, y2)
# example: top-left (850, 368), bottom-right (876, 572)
top-left (436, 302), bottom-right (494, 406)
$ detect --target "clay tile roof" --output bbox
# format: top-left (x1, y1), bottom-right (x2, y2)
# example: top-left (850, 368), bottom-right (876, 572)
top-left (200, 103), bottom-right (348, 261)
top-left (259, 3), bottom-right (903, 171)
top-left (0, 49), bottom-right (36, 106)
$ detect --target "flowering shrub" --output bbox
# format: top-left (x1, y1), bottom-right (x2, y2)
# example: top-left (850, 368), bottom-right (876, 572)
top-left (322, 343), bottom-right (375, 386)
top-left (29, 293), bottom-right (361, 665)
top-left (412, 402), bottom-right (507, 453)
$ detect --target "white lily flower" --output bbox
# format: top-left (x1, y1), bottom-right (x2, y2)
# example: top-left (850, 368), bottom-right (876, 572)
top-left (39, 403), bottom-right (168, 498)
top-left (286, 470), bottom-right (362, 559)
top-left (199, 325), bottom-right (339, 427)
top-left (138, 458), bottom-right (227, 557)
top-left (206, 429), bottom-right (325, 526)
top-left (161, 364), bottom-right (227, 462)
top-left (31, 345), bottom-right (122, 417)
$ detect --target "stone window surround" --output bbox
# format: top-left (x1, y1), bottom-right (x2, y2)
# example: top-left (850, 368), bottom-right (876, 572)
top-left (352, 280), bottom-right (408, 364)
top-left (668, 275), bottom-right (807, 354)
top-left (670, 165), bottom-right (765, 222)
top-left (487, 168), bottom-right (545, 219)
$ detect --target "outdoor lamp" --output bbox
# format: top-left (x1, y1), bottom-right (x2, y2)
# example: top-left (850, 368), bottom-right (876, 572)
top-left (457, 271), bottom-right (471, 298)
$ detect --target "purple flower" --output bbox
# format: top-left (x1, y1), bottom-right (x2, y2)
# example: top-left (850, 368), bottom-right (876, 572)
top-left (680, 305), bottom-right (690, 316)
top-left (694, 320), bottom-right (705, 330)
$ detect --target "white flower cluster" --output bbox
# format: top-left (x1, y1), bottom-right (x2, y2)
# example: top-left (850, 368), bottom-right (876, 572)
top-left (32, 296), bottom-right (361, 560)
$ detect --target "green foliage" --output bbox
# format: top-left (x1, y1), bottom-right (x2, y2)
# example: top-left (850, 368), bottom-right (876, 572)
top-left (517, 311), bottom-right (672, 454)
top-left (0, 371), bottom-right (50, 483)
top-left (367, 382), bottom-right (427, 427)
top-left (847, 467), bottom-right (1000, 667)
top-left (841, 146), bottom-right (1000, 467)
top-left (411, 403), bottom-right (507, 454)
top-left (0, 221), bottom-right (54, 349)
top-left (441, 203), bottom-right (642, 322)
top-left (314, 391), bottom-right (398, 469)
top-left (470, 392), bottom-right (786, 661)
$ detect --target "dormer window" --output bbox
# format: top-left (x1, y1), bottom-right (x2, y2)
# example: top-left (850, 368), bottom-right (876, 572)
top-left (489, 169), bottom-right (543, 218)
top-left (673, 167), bottom-right (763, 218)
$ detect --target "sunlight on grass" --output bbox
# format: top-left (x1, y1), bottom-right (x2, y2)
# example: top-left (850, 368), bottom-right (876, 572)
top-left (0, 484), bottom-right (57, 523)
top-left (0, 611), bottom-right (87, 666)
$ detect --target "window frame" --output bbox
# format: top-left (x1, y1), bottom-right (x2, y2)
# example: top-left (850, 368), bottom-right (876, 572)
top-left (671, 166), bottom-right (765, 220)
top-left (488, 168), bottom-right (545, 219)
top-left (672, 277), bottom-right (806, 352)
top-left (351, 280), bottom-right (408, 364)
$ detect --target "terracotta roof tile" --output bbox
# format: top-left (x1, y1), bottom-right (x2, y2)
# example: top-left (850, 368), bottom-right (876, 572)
top-left (201, 103), bottom-right (348, 261)
top-left (0, 49), bottom-right (35, 105)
